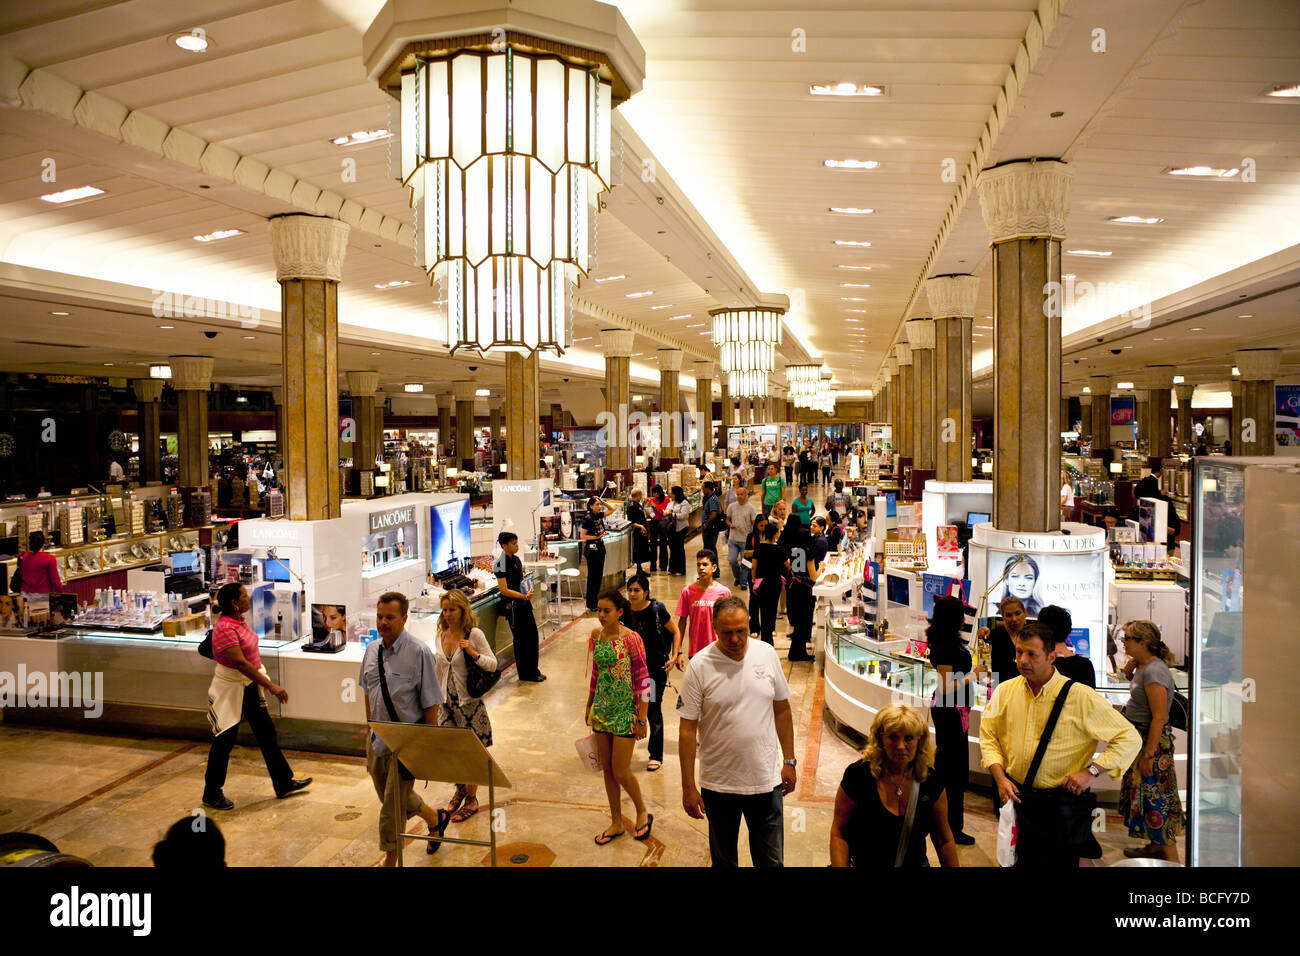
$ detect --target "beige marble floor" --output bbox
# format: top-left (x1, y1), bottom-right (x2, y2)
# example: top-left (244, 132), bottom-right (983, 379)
top-left (0, 479), bottom-right (1180, 866)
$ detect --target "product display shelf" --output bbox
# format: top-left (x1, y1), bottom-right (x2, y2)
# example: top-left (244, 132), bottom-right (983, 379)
top-left (3, 529), bottom-right (203, 584)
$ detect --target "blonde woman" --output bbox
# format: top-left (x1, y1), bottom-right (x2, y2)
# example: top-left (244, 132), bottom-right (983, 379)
top-left (434, 589), bottom-right (497, 830)
top-left (829, 704), bottom-right (959, 868)
top-left (1119, 619), bottom-right (1183, 862)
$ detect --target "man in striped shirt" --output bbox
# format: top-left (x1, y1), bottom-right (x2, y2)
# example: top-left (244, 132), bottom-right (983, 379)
top-left (980, 622), bottom-right (1141, 867)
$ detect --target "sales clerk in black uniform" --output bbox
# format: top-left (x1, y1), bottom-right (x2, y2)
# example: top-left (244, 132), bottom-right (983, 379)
top-left (579, 496), bottom-right (616, 614)
top-left (494, 531), bottom-right (545, 682)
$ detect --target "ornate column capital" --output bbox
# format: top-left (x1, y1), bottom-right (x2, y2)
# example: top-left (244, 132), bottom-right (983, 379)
top-left (693, 359), bottom-right (716, 380)
top-left (600, 328), bottom-right (635, 358)
top-left (1229, 381), bottom-right (1243, 399)
top-left (270, 386), bottom-right (283, 405)
top-left (1131, 388), bottom-right (1150, 403)
top-left (1088, 375), bottom-right (1112, 394)
top-left (168, 355), bottom-right (214, 391)
top-left (976, 159), bottom-right (1075, 243)
top-left (904, 318), bottom-right (936, 351)
top-left (1145, 366), bottom-right (1177, 390)
top-left (1078, 392), bottom-right (1093, 406)
top-left (268, 213), bottom-right (350, 282)
top-left (132, 379), bottom-right (163, 403)
top-left (924, 274), bottom-right (980, 319)
top-left (894, 343), bottom-right (912, 367)
top-left (346, 371), bottom-right (379, 397)
top-left (1174, 384), bottom-right (1196, 404)
top-left (452, 380), bottom-right (478, 402)
top-left (657, 348), bottom-right (683, 372)
top-left (1234, 348), bottom-right (1280, 381)
top-left (884, 356), bottom-right (898, 377)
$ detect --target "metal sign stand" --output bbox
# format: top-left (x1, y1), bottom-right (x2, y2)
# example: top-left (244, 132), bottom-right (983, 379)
top-left (369, 721), bottom-right (513, 867)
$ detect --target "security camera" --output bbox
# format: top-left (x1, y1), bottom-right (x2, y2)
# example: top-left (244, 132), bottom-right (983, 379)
top-left (468, 365), bottom-right (478, 372)
top-left (204, 330), bottom-right (219, 339)
top-left (1110, 348), bottom-right (1122, 355)
top-left (563, 377), bottom-right (570, 383)
top-left (1096, 337), bottom-right (1105, 343)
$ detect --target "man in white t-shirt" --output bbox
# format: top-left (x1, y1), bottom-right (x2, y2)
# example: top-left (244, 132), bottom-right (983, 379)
top-left (679, 595), bottom-right (797, 867)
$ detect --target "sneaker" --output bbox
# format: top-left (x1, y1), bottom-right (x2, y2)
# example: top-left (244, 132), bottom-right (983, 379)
top-left (203, 793), bottom-right (235, 811)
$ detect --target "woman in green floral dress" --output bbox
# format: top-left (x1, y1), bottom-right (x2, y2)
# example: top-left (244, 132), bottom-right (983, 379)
top-left (585, 588), bottom-right (654, 845)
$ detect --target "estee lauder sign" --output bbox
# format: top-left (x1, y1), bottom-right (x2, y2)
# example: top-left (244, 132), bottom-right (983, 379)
top-left (369, 507), bottom-right (414, 533)
top-left (973, 523), bottom-right (1105, 554)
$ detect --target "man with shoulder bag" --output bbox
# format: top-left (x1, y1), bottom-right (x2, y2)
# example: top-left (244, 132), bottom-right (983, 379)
top-left (979, 622), bottom-right (1141, 867)
top-left (360, 591), bottom-right (449, 866)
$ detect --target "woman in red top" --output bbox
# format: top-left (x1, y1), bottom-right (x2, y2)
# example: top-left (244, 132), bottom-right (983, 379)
top-left (646, 484), bottom-right (671, 573)
top-left (18, 531), bottom-right (62, 593)
top-left (202, 582), bottom-right (310, 811)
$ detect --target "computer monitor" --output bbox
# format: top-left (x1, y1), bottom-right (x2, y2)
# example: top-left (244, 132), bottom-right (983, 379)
top-left (261, 557), bottom-right (292, 582)
top-left (170, 551), bottom-right (200, 575)
top-left (966, 512), bottom-right (990, 528)
top-left (886, 573), bottom-right (911, 607)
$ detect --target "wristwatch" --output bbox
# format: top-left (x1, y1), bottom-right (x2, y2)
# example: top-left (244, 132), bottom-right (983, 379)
top-left (634, 719), bottom-right (648, 727)
top-left (1087, 763), bottom-right (1103, 777)
top-left (783, 758), bottom-right (798, 767)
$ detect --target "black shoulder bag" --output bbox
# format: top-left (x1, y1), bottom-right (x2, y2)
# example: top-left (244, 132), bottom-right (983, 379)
top-left (463, 633), bottom-right (501, 698)
top-left (376, 644), bottom-right (418, 781)
top-left (1011, 680), bottom-right (1099, 861)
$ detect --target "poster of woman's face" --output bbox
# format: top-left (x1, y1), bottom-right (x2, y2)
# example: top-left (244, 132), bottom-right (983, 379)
top-left (311, 603), bottom-right (347, 637)
top-left (987, 550), bottom-right (1105, 634)
top-left (0, 592), bottom-right (24, 628)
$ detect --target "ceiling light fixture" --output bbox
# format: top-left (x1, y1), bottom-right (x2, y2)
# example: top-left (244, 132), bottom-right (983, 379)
top-left (834, 240), bottom-right (871, 247)
top-left (1232, 366), bottom-right (1240, 376)
top-left (824, 159), bottom-right (879, 170)
top-left (331, 129), bottom-right (390, 146)
top-left (242, 335), bottom-right (255, 340)
top-left (1173, 375), bottom-right (1184, 384)
top-left (626, 290), bottom-right (654, 298)
top-left (829, 207), bottom-right (874, 215)
top-left (810, 83), bottom-right (884, 97)
top-left (158, 324), bottom-right (173, 329)
top-left (837, 264), bottom-right (871, 271)
top-left (370, 351), bottom-right (382, 355)
top-left (374, 279), bottom-right (413, 289)
top-left (1264, 84), bottom-right (1300, 98)
top-left (1108, 215), bottom-right (1164, 224)
top-left (1164, 166), bottom-right (1239, 178)
top-left (404, 383), bottom-right (424, 393)
top-left (149, 365), bottom-right (171, 379)
top-left (711, 307), bottom-right (784, 397)
top-left (50, 311), bottom-right (70, 316)
top-left (668, 313), bottom-right (692, 320)
top-left (649, 304), bottom-right (672, 310)
top-left (1117, 381), bottom-right (1134, 389)
top-left (1065, 249), bottom-right (1112, 257)
top-left (171, 30), bottom-right (210, 52)
top-left (40, 185), bottom-right (105, 204)
top-left (842, 283), bottom-right (870, 288)
top-left (475, 388), bottom-right (491, 397)
top-left (840, 297), bottom-right (866, 302)
top-left (1237, 314), bottom-right (1253, 318)
top-left (1190, 327), bottom-right (1204, 332)
top-left (193, 228), bottom-right (244, 243)
top-left (594, 274), bottom-right (625, 283)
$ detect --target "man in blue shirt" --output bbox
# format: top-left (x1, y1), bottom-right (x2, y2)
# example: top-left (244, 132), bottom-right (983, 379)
top-left (360, 591), bottom-right (446, 866)
top-left (700, 481), bottom-right (723, 579)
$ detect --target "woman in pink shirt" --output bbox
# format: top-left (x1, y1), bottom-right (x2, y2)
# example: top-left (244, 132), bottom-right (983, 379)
top-left (17, 531), bottom-right (62, 593)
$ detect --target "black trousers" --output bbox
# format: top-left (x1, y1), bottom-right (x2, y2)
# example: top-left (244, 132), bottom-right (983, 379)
top-left (647, 668), bottom-right (668, 762)
top-left (752, 580), bottom-right (782, 645)
top-left (204, 682), bottom-right (293, 798)
top-left (784, 465), bottom-right (793, 484)
top-left (701, 526), bottom-right (720, 566)
top-left (646, 522), bottom-right (669, 571)
top-left (509, 598), bottom-right (542, 680)
top-left (785, 581), bottom-right (814, 659)
top-left (702, 785), bottom-right (784, 867)
top-left (584, 544), bottom-right (605, 610)
top-left (668, 527), bottom-right (688, 575)
top-left (932, 706), bottom-right (968, 835)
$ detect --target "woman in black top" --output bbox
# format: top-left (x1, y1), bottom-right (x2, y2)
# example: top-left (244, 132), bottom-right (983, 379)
top-left (751, 523), bottom-right (789, 646)
top-left (781, 515), bottom-right (816, 662)
top-left (494, 532), bottom-right (545, 682)
top-left (621, 573), bottom-right (679, 771)
top-left (1038, 604), bottom-right (1095, 687)
top-left (579, 496), bottom-right (615, 613)
top-left (625, 490), bottom-right (650, 576)
top-left (667, 485), bottom-right (690, 576)
top-left (927, 596), bottom-right (984, 845)
top-left (743, 512), bottom-right (770, 634)
top-left (830, 704), bottom-right (958, 868)
top-left (976, 594), bottom-right (1026, 688)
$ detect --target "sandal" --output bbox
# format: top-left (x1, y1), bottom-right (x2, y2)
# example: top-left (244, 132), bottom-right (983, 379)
top-left (444, 784), bottom-right (467, 815)
top-left (633, 813), bottom-right (654, 841)
top-left (426, 809), bottom-right (451, 854)
top-left (594, 826), bottom-right (624, 846)
top-left (647, 760), bottom-right (662, 772)
top-left (450, 796), bottom-right (480, 823)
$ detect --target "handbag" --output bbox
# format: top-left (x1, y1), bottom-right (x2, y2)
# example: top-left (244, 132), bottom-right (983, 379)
top-left (197, 628), bottom-right (214, 660)
top-left (376, 643), bottom-right (418, 781)
top-left (9, 558), bottom-right (21, 593)
top-left (462, 643), bottom-right (501, 698)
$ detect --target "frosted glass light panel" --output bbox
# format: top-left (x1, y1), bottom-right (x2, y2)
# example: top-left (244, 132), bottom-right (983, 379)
top-left (401, 47), bottom-right (613, 355)
top-left (727, 370), bottom-right (769, 399)
top-left (711, 308), bottom-right (784, 351)
top-left (786, 364), bottom-right (823, 406)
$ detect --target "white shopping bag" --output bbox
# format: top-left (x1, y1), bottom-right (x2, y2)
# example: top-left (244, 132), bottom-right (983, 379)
top-left (574, 733), bottom-right (602, 772)
top-left (996, 801), bottom-right (1018, 867)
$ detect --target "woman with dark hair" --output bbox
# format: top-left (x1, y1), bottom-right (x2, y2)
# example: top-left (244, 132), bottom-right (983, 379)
top-left (203, 582), bottom-right (310, 810)
top-left (579, 495), bottom-right (616, 613)
top-left (668, 485), bottom-right (691, 576)
top-left (494, 531), bottom-right (544, 682)
top-left (625, 489), bottom-right (650, 576)
top-left (646, 485), bottom-right (670, 572)
top-left (927, 595), bottom-right (984, 845)
top-left (622, 572), bottom-right (678, 771)
top-left (751, 522), bottom-right (789, 646)
top-left (16, 530), bottom-right (62, 594)
top-left (585, 588), bottom-right (653, 844)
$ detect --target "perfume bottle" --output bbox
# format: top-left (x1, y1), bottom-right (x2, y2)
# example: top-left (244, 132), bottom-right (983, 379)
top-left (275, 611), bottom-right (282, 638)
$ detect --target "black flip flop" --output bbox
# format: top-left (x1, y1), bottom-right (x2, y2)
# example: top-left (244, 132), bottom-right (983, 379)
top-left (633, 813), bottom-right (654, 841)
top-left (594, 828), bottom-right (624, 846)
top-left (427, 809), bottom-right (451, 854)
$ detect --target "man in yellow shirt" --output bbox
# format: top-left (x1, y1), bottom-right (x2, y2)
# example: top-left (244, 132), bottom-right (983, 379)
top-left (980, 622), bottom-right (1141, 867)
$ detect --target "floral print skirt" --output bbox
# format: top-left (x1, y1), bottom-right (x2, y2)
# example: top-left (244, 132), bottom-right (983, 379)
top-left (1120, 726), bottom-right (1183, 846)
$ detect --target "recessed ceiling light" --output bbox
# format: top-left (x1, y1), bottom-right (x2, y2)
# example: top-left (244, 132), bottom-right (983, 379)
top-left (1154, 338), bottom-right (1165, 342)
top-left (685, 323), bottom-right (706, 328)
top-left (1264, 84), bottom-right (1300, 97)
top-left (404, 383), bottom-right (424, 392)
top-left (158, 324), bottom-right (173, 329)
top-left (699, 331), bottom-right (711, 336)
top-left (475, 388), bottom-right (491, 397)
top-left (838, 264), bottom-right (871, 271)
top-left (847, 309), bottom-right (868, 313)
top-left (150, 365), bottom-right (171, 378)
top-left (1123, 345), bottom-right (1133, 349)
top-left (1108, 215), bottom-right (1164, 225)
top-left (834, 240), bottom-right (871, 247)
top-left (50, 311), bottom-right (70, 316)
top-left (1190, 327), bottom-right (1204, 332)
top-left (171, 30), bottom-right (210, 52)
top-left (1237, 314), bottom-right (1253, 318)
top-left (193, 228), bottom-right (244, 242)
top-left (810, 83), bottom-right (884, 97)
top-left (1117, 381), bottom-right (1134, 389)
top-left (331, 129), bottom-right (390, 146)
top-left (829, 207), bottom-right (874, 215)
top-left (1232, 366), bottom-right (1240, 376)
top-left (370, 351), bottom-right (381, 355)
top-left (649, 304), bottom-right (673, 311)
top-left (40, 185), bottom-right (105, 204)
top-left (1164, 166), bottom-right (1239, 179)
top-left (840, 297), bottom-right (866, 302)
top-left (1172, 375), bottom-right (1184, 383)
top-left (374, 279), bottom-right (413, 289)
top-left (626, 290), bottom-right (653, 298)
top-left (668, 313), bottom-right (692, 320)
top-left (824, 159), bottom-right (879, 170)
top-left (594, 274), bottom-right (626, 283)
top-left (1066, 249), bottom-right (1111, 257)
top-left (842, 283), bottom-right (870, 288)
top-left (242, 335), bottom-right (255, 339)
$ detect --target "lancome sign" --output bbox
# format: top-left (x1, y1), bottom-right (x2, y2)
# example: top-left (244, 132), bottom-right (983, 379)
top-left (369, 507), bottom-right (414, 533)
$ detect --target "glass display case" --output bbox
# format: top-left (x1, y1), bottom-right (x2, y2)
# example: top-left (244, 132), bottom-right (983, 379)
top-left (827, 621), bottom-right (938, 702)
top-left (52, 530), bottom-right (201, 581)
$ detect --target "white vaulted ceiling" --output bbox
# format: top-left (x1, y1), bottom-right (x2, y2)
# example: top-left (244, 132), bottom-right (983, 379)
top-left (0, 0), bottom-right (1297, 398)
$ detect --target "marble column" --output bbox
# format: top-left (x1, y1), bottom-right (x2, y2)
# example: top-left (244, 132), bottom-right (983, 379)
top-left (1235, 349), bottom-right (1281, 456)
top-left (488, 404), bottom-right (503, 466)
top-left (1079, 391), bottom-right (1093, 442)
top-left (602, 329), bottom-right (635, 479)
top-left (438, 394), bottom-right (452, 459)
top-left (976, 159), bottom-right (1075, 532)
top-left (169, 356), bottom-right (212, 490)
top-left (926, 274), bottom-right (977, 483)
top-left (884, 355), bottom-right (899, 450)
top-left (132, 379), bottom-right (164, 483)
top-left (1174, 384), bottom-right (1196, 453)
top-left (270, 213), bottom-right (348, 521)
top-left (504, 354), bottom-right (540, 478)
top-left (658, 349), bottom-right (683, 464)
top-left (1228, 381), bottom-right (1242, 451)
top-left (269, 386), bottom-right (284, 467)
top-left (1145, 366), bottom-right (1175, 458)
top-left (1089, 376), bottom-right (1112, 452)
top-left (905, 318), bottom-right (937, 472)
top-left (346, 371), bottom-right (380, 482)
top-left (894, 343), bottom-right (914, 463)
top-left (719, 378), bottom-right (733, 453)
top-left (453, 380), bottom-right (478, 473)
top-left (693, 360), bottom-right (715, 460)
top-left (1132, 389), bottom-right (1151, 453)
